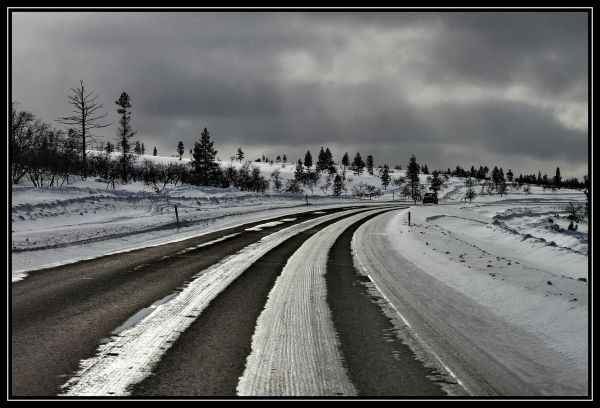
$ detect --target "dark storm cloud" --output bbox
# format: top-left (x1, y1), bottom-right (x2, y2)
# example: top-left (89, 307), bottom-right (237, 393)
top-left (11, 10), bottom-right (588, 177)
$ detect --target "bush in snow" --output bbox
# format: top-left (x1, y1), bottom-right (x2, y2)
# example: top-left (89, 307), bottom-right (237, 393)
top-left (284, 178), bottom-right (304, 194)
top-left (564, 202), bottom-right (586, 223)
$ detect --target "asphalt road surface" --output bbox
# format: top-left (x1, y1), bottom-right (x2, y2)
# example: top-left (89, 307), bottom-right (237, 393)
top-left (11, 204), bottom-right (446, 398)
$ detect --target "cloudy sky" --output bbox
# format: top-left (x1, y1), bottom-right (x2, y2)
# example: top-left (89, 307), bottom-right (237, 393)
top-left (12, 11), bottom-right (588, 177)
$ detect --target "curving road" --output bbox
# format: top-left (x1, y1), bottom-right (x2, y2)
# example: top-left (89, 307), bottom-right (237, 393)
top-left (12, 204), bottom-right (455, 398)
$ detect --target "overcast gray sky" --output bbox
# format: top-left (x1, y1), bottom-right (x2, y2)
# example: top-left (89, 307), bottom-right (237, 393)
top-left (12, 11), bottom-right (588, 178)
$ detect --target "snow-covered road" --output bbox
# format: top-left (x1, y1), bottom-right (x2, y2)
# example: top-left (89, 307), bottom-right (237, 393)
top-left (60, 207), bottom-right (379, 396)
top-left (237, 208), bottom-right (391, 396)
top-left (353, 209), bottom-right (588, 396)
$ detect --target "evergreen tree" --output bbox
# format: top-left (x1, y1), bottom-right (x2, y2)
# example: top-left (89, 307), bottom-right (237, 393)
top-left (177, 141), bottom-right (185, 160)
top-left (276, 155), bottom-right (281, 163)
top-left (341, 152), bottom-right (350, 180)
top-left (352, 152), bottom-right (365, 175)
top-left (422, 164), bottom-right (429, 175)
top-left (325, 148), bottom-right (335, 174)
top-left (380, 164), bottom-right (391, 190)
top-left (153, 146), bottom-right (158, 156)
top-left (537, 171), bottom-right (542, 184)
top-left (316, 147), bottom-right (326, 173)
top-left (304, 150), bottom-right (313, 169)
top-left (464, 177), bottom-right (476, 203)
top-left (191, 127), bottom-right (219, 186)
top-left (134, 140), bottom-right (142, 155)
top-left (497, 179), bottom-right (507, 197)
top-left (114, 91), bottom-right (137, 182)
top-left (491, 166), bottom-right (500, 188)
top-left (294, 158), bottom-right (304, 181)
top-left (554, 167), bottom-right (562, 188)
top-left (282, 154), bottom-right (287, 164)
top-left (333, 174), bottom-right (345, 196)
top-left (141, 142), bottom-right (145, 155)
top-left (429, 170), bottom-right (444, 195)
top-left (406, 155), bottom-right (421, 202)
top-left (236, 147), bottom-right (244, 163)
top-left (506, 169), bottom-right (514, 182)
top-left (366, 154), bottom-right (374, 175)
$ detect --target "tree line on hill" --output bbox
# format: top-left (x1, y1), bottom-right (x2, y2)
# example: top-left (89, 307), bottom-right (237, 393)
top-left (11, 80), bottom-right (588, 204)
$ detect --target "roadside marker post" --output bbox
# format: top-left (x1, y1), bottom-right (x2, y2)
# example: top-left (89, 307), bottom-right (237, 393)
top-left (175, 204), bottom-right (180, 228)
top-left (408, 211), bottom-right (411, 226)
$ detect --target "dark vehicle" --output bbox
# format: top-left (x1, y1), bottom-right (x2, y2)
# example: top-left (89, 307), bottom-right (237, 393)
top-left (423, 192), bottom-right (438, 204)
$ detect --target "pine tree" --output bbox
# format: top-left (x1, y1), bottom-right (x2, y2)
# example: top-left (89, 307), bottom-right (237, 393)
top-left (429, 170), bottom-right (443, 195)
top-left (333, 174), bottom-right (344, 196)
top-left (464, 177), bottom-right (476, 203)
top-left (380, 164), bottom-right (391, 190)
top-left (294, 158), bottom-right (304, 181)
top-left (141, 142), bottom-right (145, 155)
top-left (153, 146), bottom-right (158, 156)
top-left (134, 140), bottom-right (142, 155)
top-left (406, 155), bottom-right (421, 202)
top-left (177, 141), bottom-right (185, 160)
top-left (114, 91), bottom-right (137, 182)
top-left (341, 152), bottom-right (350, 180)
top-left (316, 147), bottom-right (326, 173)
top-left (236, 147), bottom-right (244, 163)
top-left (422, 164), bottom-right (429, 175)
top-left (324, 148), bottom-right (335, 174)
top-left (366, 155), bottom-right (374, 175)
top-left (491, 166), bottom-right (500, 188)
top-left (506, 169), bottom-right (514, 182)
top-left (282, 154), bottom-right (287, 164)
top-left (352, 152), bottom-right (365, 175)
top-left (304, 150), bottom-right (313, 169)
top-left (191, 127), bottom-right (219, 186)
top-left (554, 167), bottom-right (562, 188)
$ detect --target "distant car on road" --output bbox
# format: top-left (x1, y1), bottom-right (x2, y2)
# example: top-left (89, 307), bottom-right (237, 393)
top-left (423, 192), bottom-right (438, 204)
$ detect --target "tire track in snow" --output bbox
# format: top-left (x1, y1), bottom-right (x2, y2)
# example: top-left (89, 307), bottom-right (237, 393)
top-left (11, 207), bottom-right (357, 396)
top-left (59, 207), bottom-right (383, 396)
top-left (131, 213), bottom-right (365, 396)
top-left (236, 208), bottom-right (392, 397)
top-left (326, 209), bottom-right (446, 396)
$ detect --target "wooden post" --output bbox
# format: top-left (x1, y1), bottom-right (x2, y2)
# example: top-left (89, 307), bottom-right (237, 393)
top-left (174, 204), bottom-right (180, 228)
top-left (392, 191), bottom-right (395, 201)
top-left (408, 211), bottom-right (411, 226)
top-left (305, 194), bottom-right (308, 205)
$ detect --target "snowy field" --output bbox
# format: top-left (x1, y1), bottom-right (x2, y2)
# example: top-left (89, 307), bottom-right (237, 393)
top-left (10, 153), bottom-right (589, 396)
top-left (11, 154), bottom-right (400, 279)
top-left (354, 183), bottom-right (589, 395)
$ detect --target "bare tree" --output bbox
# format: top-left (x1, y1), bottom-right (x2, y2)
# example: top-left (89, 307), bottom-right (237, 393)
top-left (57, 80), bottom-right (111, 179)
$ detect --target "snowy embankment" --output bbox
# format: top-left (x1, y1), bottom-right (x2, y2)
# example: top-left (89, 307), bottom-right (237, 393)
top-left (60, 207), bottom-right (373, 396)
top-left (354, 197), bottom-right (588, 395)
top-left (11, 154), bottom-right (404, 279)
top-left (10, 186), bottom-right (364, 281)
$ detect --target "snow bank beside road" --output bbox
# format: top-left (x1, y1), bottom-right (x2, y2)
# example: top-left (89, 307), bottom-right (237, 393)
top-left (354, 206), bottom-right (588, 396)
